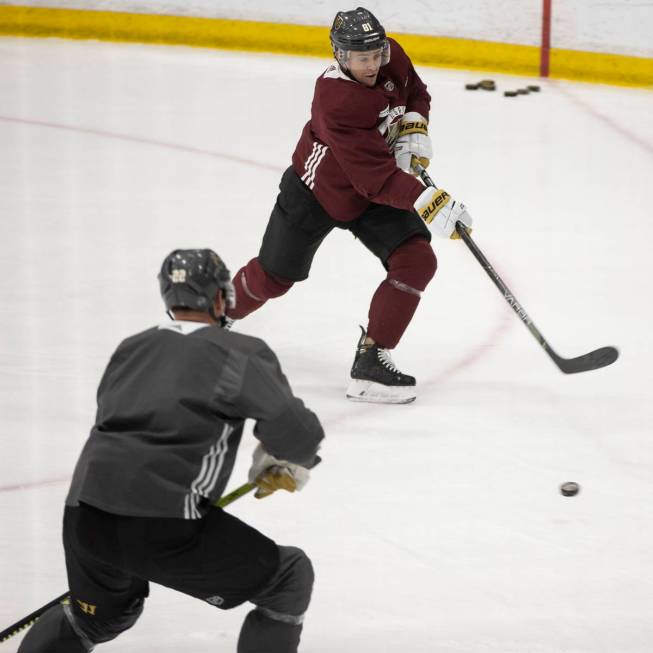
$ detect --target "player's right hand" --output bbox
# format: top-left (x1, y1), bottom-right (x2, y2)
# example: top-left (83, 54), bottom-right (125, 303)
top-left (248, 444), bottom-right (311, 499)
top-left (413, 186), bottom-right (473, 239)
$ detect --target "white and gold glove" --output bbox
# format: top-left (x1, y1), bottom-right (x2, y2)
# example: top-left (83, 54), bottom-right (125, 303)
top-left (394, 112), bottom-right (432, 174)
top-left (248, 443), bottom-right (311, 499)
top-left (414, 186), bottom-right (473, 239)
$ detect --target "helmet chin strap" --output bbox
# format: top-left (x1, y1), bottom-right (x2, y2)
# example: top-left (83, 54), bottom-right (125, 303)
top-left (210, 290), bottom-right (230, 328)
top-left (209, 305), bottom-right (228, 328)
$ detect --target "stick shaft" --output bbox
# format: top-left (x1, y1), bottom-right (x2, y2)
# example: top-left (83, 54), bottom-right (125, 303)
top-left (416, 161), bottom-right (548, 349)
top-left (455, 224), bottom-right (553, 355)
top-left (214, 481), bottom-right (256, 508)
top-left (0, 592), bottom-right (69, 643)
top-left (412, 160), bottom-right (618, 374)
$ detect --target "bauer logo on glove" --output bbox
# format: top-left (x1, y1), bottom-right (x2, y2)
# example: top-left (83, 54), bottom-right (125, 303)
top-left (394, 111), bottom-right (432, 174)
top-left (396, 118), bottom-right (428, 138)
top-left (418, 189), bottom-right (450, 223)
top-left (414, 187), bottom-right (473, 239)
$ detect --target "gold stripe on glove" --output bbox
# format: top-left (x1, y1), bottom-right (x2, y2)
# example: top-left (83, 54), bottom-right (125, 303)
top-left (254, 466), bottom-right (297, 499)
top-left (397, 119), bottom-right (428, 137)
top-left (418, 189), bottom-right (450, 224)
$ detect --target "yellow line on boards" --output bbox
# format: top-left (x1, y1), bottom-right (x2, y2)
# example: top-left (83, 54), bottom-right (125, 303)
top-left (1, 6), bottom-right (651, 88)
top-left (551, 47), bottom-right (653, 87)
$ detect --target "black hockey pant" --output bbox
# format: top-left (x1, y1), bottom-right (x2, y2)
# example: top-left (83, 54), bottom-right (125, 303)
top-left (17, 503), bottom-right (314, 653)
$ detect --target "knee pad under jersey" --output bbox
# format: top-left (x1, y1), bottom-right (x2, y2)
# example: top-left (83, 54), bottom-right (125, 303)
top-left (387, 236), bottom-right (437, 292)
top-left (68, 597), bottom-right (144, 646)
top-left (251, 545), bottom-right (314, 622)
top-left (241, 259), bottom-right (294, 301)
top-left (237, 547), bottom-right (314, 653)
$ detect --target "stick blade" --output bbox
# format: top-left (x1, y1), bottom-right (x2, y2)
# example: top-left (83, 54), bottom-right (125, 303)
top-left (554, 346), bottom-right (619, 374)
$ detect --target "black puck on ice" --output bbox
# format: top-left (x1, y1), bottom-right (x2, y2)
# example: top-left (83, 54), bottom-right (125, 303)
top-left (560, 482), bottom-right (580, 497)
top-left (527, 84), bottom-right (541, 92)
top-left (478, 79), bottom-right (496, 91)
top-left (465, 80), bottom-right (496, 91)
top-left (504, 90), bottom-right (518, 97)
top-left (516, 88), bottom-right (530, 95)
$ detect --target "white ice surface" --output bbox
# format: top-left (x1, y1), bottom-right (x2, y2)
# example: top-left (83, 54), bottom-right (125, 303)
top-left (1, 38), bottom-right (652, 652)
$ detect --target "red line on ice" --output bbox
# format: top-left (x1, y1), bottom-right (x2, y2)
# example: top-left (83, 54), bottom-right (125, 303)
top-left (551, 84), bottom-right (653, 159)
top-left (0, 115), bottom-right (282, 173)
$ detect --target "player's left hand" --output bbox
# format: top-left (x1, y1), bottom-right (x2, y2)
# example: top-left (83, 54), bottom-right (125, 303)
top-left (248, 443), bottom-right (311, 499)
top-left (394, 112), bottom-right (432, 174)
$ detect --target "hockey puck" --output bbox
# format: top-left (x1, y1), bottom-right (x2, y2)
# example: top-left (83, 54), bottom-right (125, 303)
top-left (478, 79), bottom-right (496, 91)
top-left (527, 85), bottom-right (541, 92)
top-left (465, 83), bottom-right (479, 90)
top-left (560, 482), bottom-right (580, 497)
top-left (516, 88), bottom-right (530, 95)
top-left (503, 90), bottom-right (518, 97)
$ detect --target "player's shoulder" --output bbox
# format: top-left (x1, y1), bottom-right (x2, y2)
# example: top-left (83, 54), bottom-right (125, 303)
top-left (384, 37), bottom-right (414, 76)
top-left (114, 325), bottom-right (159, 351)
top-left (315, 63), bottom-right (386, 127)
top-left (110, 324), bottom-right (275, 373)
top-left (194, 326), bottom-right (273, 359)
top-left (387, 37), bottom-right (409, 61)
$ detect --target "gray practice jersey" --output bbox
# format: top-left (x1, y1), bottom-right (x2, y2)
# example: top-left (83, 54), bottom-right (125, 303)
top-left (66, 320), bottom-right (324, 519)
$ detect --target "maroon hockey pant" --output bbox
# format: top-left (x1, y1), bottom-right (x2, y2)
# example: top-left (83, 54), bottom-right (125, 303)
top-left (228, 236), bottom-right (436, 349)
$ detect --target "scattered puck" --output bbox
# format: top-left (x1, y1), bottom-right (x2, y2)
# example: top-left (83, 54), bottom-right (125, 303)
top-left (465, 83), bottom-right (479, 90)
top-left (478, 79), bottom-right (496, 91)
top-left (516, 88), bottom-right (530, 95)
top-left (503, 90), bottom-right (518, 97)
top-left (560, 482), bottom-right (580, 497)
top-left (527, 84), bottom-right (541, 92)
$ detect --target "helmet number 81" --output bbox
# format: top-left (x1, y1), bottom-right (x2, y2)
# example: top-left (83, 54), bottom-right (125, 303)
top-left (361, 23), bottom-right (372, 32)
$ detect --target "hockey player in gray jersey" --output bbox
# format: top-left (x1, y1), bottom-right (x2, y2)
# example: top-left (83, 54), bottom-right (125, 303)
top-left (18, 249), bottom-right (324, 653)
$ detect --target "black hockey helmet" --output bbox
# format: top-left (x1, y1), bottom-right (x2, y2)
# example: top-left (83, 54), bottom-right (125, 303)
top-left (158, 249), bottom-right (235, 320)
top-left (330, 7), bottom-right (390, 66)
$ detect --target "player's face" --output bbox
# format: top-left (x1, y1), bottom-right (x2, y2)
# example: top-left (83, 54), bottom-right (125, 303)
top-left (347, 48), bottom-right (384, 87)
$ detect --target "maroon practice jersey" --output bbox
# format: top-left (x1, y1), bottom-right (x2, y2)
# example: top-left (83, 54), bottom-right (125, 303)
top-left (291, 38), bottom-right (430, 221)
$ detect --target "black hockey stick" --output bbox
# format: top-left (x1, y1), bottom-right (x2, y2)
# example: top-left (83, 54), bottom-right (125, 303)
top-left (412, 160), bottom-right (618, 374)
top-left (0, 481), bottom-right (257, 644)
top-left (0, 592), bottom-right (70, 644)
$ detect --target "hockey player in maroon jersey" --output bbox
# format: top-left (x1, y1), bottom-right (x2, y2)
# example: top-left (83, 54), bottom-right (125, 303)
top-left (228, 7), bottom-right (472, 404)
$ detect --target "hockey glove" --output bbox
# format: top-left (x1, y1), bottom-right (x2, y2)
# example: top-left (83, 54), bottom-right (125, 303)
top-left (394, 112), bottom-right (432, 174)
top-left (248, 443), bottom-right (311, 499)
top-left (414, 186), bottom-right (473, 239)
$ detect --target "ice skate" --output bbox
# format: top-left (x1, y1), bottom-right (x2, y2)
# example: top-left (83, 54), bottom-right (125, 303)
top-left (346, 327), bottom-right (416, 404)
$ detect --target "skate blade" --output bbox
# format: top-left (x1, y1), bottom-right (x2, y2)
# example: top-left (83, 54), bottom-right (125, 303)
top-left (345, 379), bottom-right (416, 404)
